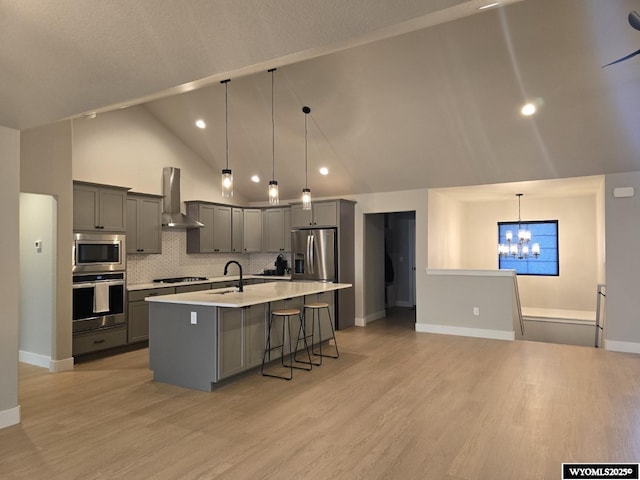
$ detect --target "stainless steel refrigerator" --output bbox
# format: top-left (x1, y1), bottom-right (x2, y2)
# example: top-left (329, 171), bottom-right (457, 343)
top-left (291, 228), bottom-right (337, 282)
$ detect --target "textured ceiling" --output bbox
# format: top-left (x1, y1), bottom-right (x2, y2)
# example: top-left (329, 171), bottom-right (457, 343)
top-left (4, 0), bottom-right (640, 201)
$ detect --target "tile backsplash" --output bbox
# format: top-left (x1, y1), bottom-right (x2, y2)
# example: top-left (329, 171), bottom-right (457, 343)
top-left (126, 230), bottom-right (290, 284)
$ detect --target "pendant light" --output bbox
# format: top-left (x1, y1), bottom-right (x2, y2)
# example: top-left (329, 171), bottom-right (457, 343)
top-left (220, 79), bottom-right (233, 198)
top-left (498, 193), bottom-right (540, 259)
top-left (302, 106), bottom-right (312, 210)
top-left (267, 68), bottom-right (279, 204)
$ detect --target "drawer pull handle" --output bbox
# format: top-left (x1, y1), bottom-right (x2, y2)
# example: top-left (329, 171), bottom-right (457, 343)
top-left (93, 339), bottom-right (106, 344)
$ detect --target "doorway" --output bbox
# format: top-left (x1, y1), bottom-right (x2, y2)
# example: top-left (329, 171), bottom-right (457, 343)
top-left (362, 211), bottom-right (416, 326)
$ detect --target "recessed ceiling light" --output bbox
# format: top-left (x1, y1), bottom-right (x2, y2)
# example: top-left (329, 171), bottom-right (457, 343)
top-left (251, 175), bottom-right (260, 183)
top-left (478, 2), bottom-right (500, 10)
top-left (319, 167), bottom-right (329, 175)
top-left (195, 119), bottom-right (206, 129)
top-left (521, 103), bottom-right (536, 116)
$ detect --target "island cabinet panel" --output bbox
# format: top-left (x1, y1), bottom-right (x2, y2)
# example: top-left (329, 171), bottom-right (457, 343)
top-left (218, 304), bottom-right (267, 379)
top-left (148, 303), bottom-right (218, 392)
top-left (218, 308), bottom-right (244, 379)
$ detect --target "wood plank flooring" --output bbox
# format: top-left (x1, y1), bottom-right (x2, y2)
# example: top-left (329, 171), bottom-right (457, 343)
top-left (2, 307), bottom-right (640, 479)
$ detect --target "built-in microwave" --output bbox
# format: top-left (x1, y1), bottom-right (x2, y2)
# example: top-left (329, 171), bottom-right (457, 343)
top-left (72, 233), bottom-right (126, 273)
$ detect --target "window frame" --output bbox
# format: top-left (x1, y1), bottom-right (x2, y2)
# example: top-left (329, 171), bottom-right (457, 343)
top-left (497, 219), bottom-right (559, 276)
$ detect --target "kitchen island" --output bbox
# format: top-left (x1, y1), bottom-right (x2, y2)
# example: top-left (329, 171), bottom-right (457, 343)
top-left (146, 281), bottom-right (351, 391)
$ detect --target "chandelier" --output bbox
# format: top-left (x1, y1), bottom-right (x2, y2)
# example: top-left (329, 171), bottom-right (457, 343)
top-left (498, 193), bottom-right (540, 259)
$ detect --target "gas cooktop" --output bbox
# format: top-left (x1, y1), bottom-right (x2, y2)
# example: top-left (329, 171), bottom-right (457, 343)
top-left (152, 276), bottom-right (209, 284)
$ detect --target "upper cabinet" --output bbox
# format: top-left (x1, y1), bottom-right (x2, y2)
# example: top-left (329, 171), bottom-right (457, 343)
top-left (126, 193), bottom-right (163, 254)
top-left (263, 207), bottom-right (291, 252)
top-left (243, 209), bottom-right (262, 253)
top-left (73, 181), bottom-right (129, 232)
top-left (186, 202), bottom-right (232, 253)
top-left (231, 208), bottom-right (244, 253)
top-left (291, 200), bottom-right (338, 228)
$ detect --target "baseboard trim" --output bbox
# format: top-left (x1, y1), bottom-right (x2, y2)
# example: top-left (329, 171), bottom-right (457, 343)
top-left (394, 301), bottom-right (413, 308)
top-left (366, 310), bottom-right (386, 325)
top-left (19, 351), bottom-right (74, 372)
top-left (19, 350), bottom-right (50, 369)
top-left (50, 357), bottom-right (74, 372)
top-left (355, 317), bottom-right (366, 327)
top-left (0, 406), bottom-right (20, 430)
top-left (415, 323), bottom-right (515, 341)
top-left (604, 339), bottom-right (640, 354)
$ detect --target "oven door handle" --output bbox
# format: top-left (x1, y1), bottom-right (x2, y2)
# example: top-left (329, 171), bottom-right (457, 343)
top-left (72, 280), bottom-right (125, 289)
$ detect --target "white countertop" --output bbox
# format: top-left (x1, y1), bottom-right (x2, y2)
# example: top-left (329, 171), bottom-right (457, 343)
top-left (128, 274), bottom-right (291, 291)
top-left (145, 281), bottom-right (351, 308)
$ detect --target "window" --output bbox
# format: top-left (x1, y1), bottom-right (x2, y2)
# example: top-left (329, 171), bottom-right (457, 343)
top-left (498, 220), bottom-right (559, 276)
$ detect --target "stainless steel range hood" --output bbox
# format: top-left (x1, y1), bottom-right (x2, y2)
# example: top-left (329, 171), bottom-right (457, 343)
top-left (161, 167), bottom-right (204, 228)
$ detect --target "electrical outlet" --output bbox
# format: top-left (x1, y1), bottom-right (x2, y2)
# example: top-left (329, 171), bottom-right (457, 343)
top-left (473, 307), bottom-right (480, 316)
top-left (190, 311), bottom-right (197, 325)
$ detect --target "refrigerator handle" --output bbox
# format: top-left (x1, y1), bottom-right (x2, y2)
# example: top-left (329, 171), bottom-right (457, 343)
top-left (307, 234), bottom-right (315, 274)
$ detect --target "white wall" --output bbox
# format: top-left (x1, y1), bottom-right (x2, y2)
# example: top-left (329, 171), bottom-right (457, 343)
top-left (72, 106), bottom-right (247, 206)
top-left (19, 194), bottom-right (56, 366)
top-left (604, 171), bottom-right (640, 353)
top-left (428, 192), bottom-right (602, 312)
top-left (346, 189), bottom-right (428, 326)
top-left (363, 214), bottom-right (385, 323)
top-left (0, 126), bottom-right (20, 429)
top-left (21, 121), bottom-right (73, 369)
top-left (428, 190), bottom-right (463, 269)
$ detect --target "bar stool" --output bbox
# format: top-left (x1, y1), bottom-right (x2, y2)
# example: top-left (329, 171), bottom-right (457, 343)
top-left (304, 302), bottom-right (339, 366)
top-left (261, 308), bottom-right (312, 380)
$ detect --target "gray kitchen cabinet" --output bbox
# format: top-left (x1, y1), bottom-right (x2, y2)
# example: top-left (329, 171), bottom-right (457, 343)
top-left (263, 207), bottom-right (291, 253)
top-left (126, 193), bottom-right (162, 254)
top-left (73, 326), bottom-right (127, 356)
top-left (73, 181), bottom-right (129, 232)
top-left (186, 202), bottom-right (232, 253)
top-left (127, 286), bottom-right (175, 343)
top-left (291, 200), bottom-right (337, 228)
top-left (217, 304), bottom-right (267, 379)
top-left (243, 208), bottom-right (262, 253)
top-left (232, 208), bottom-right (244, 253)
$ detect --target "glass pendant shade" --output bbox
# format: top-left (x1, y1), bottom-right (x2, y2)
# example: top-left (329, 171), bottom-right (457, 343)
top-left (497, 193), bottom-right (541, 260)
top-left (302, 188), bottom-right (312, 210)
top-left (221, 168), bottom-right (233, 198)
top-left (268, 180), bottom-right (279, 205)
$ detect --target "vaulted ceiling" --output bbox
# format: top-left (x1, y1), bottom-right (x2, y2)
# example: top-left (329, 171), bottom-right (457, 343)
top-left (4, 0), bottom-right (640, 201)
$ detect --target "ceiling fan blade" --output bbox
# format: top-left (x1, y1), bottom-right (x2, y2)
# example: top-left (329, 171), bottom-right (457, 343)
top-left (629, 11), bottom-right (640, 31)
top-left (602, 48), bottom-right (640, 67)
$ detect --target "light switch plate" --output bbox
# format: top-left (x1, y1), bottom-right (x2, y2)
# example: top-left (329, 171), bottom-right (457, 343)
top-left (190, 312), bottom-right (197, 324)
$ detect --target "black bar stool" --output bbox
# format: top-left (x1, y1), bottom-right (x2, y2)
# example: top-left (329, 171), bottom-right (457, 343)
top-left (303, 302), bottom-right (339, 365)
top-left (261, 308), bottom-right (312, 380)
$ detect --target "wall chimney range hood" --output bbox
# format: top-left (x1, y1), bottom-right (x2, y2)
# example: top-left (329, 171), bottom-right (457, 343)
top-left (161, 167), bottom-right (204, 228)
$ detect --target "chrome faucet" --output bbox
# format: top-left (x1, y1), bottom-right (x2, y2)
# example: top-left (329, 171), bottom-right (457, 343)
top-left (223, 260), bottom-right (244, 292)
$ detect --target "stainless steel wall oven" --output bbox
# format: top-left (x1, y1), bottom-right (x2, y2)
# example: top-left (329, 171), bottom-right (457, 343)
top-left (72, 272), bottom-right (126, 334)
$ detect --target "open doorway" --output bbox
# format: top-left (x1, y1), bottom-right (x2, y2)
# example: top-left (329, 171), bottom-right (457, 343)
top-left (363, 211), bottom-right (416, 327)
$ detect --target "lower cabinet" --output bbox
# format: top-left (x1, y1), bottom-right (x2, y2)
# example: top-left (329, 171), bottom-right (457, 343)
top-left (127, 286), bottom-right (176, 343)
top-left (73, 327), bottom-right (127, 356)
top-left (217, 304), bottom-right (267, 380)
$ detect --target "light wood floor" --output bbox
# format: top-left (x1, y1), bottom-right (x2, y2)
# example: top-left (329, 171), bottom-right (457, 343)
top-left (3, 307), bottom-right (640, 479)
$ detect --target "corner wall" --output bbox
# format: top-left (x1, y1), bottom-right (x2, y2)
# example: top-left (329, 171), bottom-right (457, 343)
top-left (0, 126), bottom-right (20, 429)
top-left (604, 171), bottom-right (640, 353)
top-left (21, 121), bottom-right (73, 369)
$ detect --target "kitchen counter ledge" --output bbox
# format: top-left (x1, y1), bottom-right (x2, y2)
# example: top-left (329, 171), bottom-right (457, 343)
top-left (128, 274), bottom-right (291, 291)
top-left (145, 281), bottom-right (351, 308)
